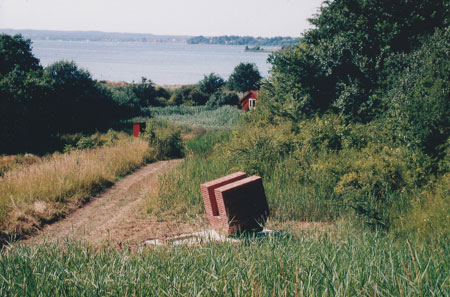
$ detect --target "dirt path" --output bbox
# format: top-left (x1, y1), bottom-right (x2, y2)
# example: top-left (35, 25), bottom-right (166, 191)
top-left (25, 159), bottom-right (201, 247)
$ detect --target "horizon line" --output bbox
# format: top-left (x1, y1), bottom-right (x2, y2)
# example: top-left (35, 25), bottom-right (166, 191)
top-left (0, 28), bottom-right (299, 39)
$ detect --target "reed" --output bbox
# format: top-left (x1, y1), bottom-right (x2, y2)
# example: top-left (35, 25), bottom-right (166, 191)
top-left (148, 105), bottom-right (242, 129)
top-left (1, 226), bottom-right (448, 296)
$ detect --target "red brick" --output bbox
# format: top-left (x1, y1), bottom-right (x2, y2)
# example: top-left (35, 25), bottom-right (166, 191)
top-left (200, 172), bottom-right (248, 231)
top-left (214, 176), bottom-right (269, 235)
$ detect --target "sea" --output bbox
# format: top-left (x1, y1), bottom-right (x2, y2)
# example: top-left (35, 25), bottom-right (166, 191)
top-left (31, 40), bottom-right (273, 85)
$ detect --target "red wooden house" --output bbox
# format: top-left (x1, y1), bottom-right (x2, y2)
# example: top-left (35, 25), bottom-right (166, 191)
top-left (240, 90), bottom-right (259, 111)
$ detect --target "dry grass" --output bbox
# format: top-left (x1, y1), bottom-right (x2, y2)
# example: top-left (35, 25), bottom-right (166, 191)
top-left (0, 139), bottom-right (151, 240)
top-left (0, 154), bottom-right (41, 177)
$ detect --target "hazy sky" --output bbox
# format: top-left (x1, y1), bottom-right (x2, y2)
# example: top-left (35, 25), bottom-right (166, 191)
top-left (0, 0), bottom-right (323, 37)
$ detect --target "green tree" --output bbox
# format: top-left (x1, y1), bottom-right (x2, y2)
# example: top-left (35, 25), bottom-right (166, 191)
top-left (198, 73), bottom-right (225, 95)
top-left (0, 34), bottom-right (41, 76)
top-left (206, 92), bottom-right (240, 108)
top-left (129, 77), bottom-right (160, 107)
top-left (265, 0), bottom-right (449, 121)
top-left (0, 69), bottom-right (54, 153)
top-left (44, 60), bottom-right (116, 133)
top-left (385, 28), bottom-right (450, 157)
top-left (227, 63), bottom-right (262, 92)
top-left (169, 85), bottom-right (209, 106)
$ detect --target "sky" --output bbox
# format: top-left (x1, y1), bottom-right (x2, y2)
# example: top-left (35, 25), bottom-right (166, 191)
top-left (0, 0), bottom-right (323, 37)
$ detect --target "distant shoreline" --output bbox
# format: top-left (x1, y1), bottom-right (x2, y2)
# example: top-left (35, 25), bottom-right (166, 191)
top-left (1, 29), bottom-right (298, 47)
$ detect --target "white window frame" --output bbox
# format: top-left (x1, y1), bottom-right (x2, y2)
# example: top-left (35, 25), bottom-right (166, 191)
top-left (249, 98), bottom-right (256, 110)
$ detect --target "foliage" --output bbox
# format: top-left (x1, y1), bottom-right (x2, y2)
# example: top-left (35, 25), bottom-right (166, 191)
top-left (106, 78), bottom-right (169, 119)
top-left (265, 0), bottom-right (450, 120)
top-left (44, 60), bottom-right (118, 133)
top-left (168, 84), bottom-right (209, 106)
top-left (198, 73), bottom-right (225, 95)
top-left (394, 173), bottom-right (450, 242)
top-left (0, 68), bottom-right (56, 153)
top-left (145, 119), bottom-right (184, 160)
top-left (184, 130), bottom-right (232, 157)
top-left (0, 33), bottom-right (173, 154)
top-left (153, 113), bottom-right (436, 227)
top-left (0, 34), bottom-right (40, 76)
top-left (384, 28), bottom-right (450, 157)
top-left (206, 92), bottom-right (240, 108)
top-left (227, 63), bottom-right (262, 92)
top-left (224, 0), bottom-right (450, 233)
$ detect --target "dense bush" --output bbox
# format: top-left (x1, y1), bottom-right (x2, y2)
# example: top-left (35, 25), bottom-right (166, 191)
top-left (235, 0), bottom-right (450, 232)
top-left (107, 77), bottom-right (168, 118)
top-left (384, 28), bottom-right (450, 157)
top-left (168, 85), bottom-right (209, 106)
top-left (0, 34), bottom-right (173, 154)
top-left (145, 119), bottom-right (184, 160)
top-left (206, 92), bottom-right (240, 108)
top-left (44, 60), bottom-right (118, 133)
top-left (0, 35), bottom-right (123, 153)
top-left (265, 0), bottom-right (449, 121)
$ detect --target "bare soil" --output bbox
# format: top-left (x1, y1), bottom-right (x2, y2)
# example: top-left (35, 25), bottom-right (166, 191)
top-left (25, 159), bottom-right (203, 247)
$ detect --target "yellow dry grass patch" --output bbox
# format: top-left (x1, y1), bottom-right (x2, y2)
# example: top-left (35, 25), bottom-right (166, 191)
top-left (0, 139), bottom-right (151, 239)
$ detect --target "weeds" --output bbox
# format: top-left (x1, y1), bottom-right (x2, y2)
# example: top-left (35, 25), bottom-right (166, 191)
top-left (1, 227), bottom-right (448, 296)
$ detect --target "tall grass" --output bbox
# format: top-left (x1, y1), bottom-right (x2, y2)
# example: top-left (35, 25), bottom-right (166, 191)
top-left (1, 226), bottom-right (448, 296)
top-left (0, 139), bottom-right (151, 240)
top-left (150, 115), bottom-right (445, 232)
top-left (148, 105), bottom-right (242, 129)
top-left (0, 154), bottom-right (41, 177)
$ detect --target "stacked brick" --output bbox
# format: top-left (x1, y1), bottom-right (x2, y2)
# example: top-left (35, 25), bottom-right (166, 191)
top-left (200, 172), bottom-right (269, 235)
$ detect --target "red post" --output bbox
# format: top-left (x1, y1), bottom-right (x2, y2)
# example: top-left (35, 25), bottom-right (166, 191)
top-left (133, 123), bottom-right (140, 138)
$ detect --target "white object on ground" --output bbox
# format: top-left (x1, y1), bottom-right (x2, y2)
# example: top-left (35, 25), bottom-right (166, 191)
top-left (144, 229), bottom-right (279, 246)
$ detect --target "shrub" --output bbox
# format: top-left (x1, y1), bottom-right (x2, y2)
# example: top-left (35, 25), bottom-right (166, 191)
top-left (145, 119), bottom-right (184, 160)
top-left (394, 173), bottom-right (450, 242)
top-left (168, 85), bottom-right (208, 106)
top-left (206, 92), bottom-right (240, 108)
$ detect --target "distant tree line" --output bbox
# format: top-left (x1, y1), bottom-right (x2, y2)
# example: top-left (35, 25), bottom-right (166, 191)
top-left (0, 29), bottom-right (189, 43)
top-left (187, 35), bottom-right (300, 46)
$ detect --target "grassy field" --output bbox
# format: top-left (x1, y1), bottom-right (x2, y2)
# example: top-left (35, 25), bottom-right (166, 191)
top-left (147, 105), bottom-right (242, 129)
top-left (1, 223), bottom-right (448, 296)
top-left (1, 106), bottom-right (448, 296)
top-left (0, 138), bottom-right (152, 242)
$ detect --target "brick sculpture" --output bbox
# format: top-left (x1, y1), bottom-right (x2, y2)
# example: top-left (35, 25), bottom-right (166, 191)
top-left (200, 172), bottom-right (269, 235)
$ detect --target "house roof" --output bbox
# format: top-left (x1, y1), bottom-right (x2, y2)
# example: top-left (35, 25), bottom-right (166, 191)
top-left (239, 90), bottom-right (258, 103)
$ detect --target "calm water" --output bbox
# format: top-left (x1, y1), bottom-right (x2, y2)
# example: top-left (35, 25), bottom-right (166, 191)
top-left (31, 40), bottom-right (272, 85)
